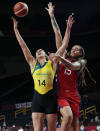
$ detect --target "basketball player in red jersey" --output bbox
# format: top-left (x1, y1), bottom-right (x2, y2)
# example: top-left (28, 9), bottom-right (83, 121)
top-left (46, 2), bottom-right (87, 131)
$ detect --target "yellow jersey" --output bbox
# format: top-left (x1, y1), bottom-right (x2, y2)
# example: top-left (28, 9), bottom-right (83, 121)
top-left (31, 60), bottom-right (55, 95)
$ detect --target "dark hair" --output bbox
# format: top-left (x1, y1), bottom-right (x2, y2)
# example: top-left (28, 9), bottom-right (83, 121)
top-left (66, 45), bottom-right (96, 87)
top-left (78, 45), bottom-right (85, 59)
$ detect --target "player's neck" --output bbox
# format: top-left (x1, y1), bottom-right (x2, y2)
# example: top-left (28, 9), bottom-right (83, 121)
top-left (38, 58), bottom-right (46, 66)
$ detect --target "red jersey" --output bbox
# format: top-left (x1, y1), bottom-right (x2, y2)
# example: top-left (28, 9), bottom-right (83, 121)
top-left (57, 58), bottom-right (80, 104)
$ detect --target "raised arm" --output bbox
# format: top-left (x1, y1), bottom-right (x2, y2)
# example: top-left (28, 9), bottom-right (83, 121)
top-left (62, 15), bottom-right (74, 50)
top-left (55, 15), bottom-right (74, 57)
top-left (12, 17), bottom-right (35, 66)
top-left (46, 2), bottom-right (62, 49)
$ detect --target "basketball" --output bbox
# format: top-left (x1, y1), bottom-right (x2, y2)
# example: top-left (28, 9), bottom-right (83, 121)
top-left (13, 2), bottom-right (29, 17)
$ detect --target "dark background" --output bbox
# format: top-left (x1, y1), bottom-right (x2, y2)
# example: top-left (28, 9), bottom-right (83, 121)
top-left (0, 0), bottom-right (99, 109)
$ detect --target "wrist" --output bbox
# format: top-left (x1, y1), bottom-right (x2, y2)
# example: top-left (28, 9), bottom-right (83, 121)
top-left (50, 14), bottom-right (54, 17)
top-left (66, 28), bottom-right (71, 33)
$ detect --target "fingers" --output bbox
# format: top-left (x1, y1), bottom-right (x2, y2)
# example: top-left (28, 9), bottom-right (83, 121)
top-left (11, 17), bottom-right (18, 24)
top-left (11, 17), bottom-right (15, 21)
top-left (45, 7), bottom-right (48, 11)
top-left (11, 17), bottom-right (14, 21)
top-left (68, 15), bottom-right (74, 20)
top-left (48, 2), bottom-right (52, 7)
top-left (47, 2), bottom-right (54, 8)
top-left (66, 14), bottom-right (75, 24)
top-left (72, 19), bottom-right (75, 24)
top-left (53, 5), bottom-right (55, 8)
top-left (45, 2), bottom-right (53, 12)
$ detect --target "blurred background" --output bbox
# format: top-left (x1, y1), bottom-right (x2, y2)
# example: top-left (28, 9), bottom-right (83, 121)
top-left (0, 0), bottom-right (100, 130)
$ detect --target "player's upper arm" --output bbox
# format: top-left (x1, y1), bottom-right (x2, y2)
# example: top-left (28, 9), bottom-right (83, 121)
top-left (29, 57), bottom-right (36, 72)
top-left (72, 59), bottom-right (87, 70)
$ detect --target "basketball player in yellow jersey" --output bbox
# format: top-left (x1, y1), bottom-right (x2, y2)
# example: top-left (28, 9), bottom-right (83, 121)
top-left (12, 13), bottom-right (73, 131)
top-left (31, 58), bottom-right (55, 95)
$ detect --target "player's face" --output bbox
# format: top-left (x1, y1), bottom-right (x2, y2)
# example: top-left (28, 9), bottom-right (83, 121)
top-left (36, 49), bottom-right (46, 59)
top-left (70, 45), bottom-right (82, 58)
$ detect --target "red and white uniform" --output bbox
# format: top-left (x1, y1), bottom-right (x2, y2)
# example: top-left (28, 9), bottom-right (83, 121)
top-left (57, 58), bottom-right (80, 117)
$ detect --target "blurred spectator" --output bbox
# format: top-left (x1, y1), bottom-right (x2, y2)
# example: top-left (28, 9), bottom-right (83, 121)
top-left (11, 125), bottom-right (17, 131)
top-left (80, 124), bottom-right (85, 131)
top-left (2, 121), bottom-right (7, 131)
top-left (80, 124), bottom-right (87, 131)
top-left (97, 125), bottom-right (100, 131)
top-left (95, 113), bottom-right (100, 122)
top-left (18, 128), bottom-right (24, 131)
top-left (91, 118), bottom-right (94, 122)
top-left (0, 126), bottom-right (1, 131)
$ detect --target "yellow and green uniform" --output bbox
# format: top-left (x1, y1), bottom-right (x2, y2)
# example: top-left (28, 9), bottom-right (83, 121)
top-left (31, 60), bottom-right (55, 95)
top-left (31, 60), bottom-right (57, 114)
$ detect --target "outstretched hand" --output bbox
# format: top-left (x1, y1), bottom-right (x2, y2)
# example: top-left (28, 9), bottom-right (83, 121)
top-left (11, 17), bottom-right (18, 29)
top-left (45, 2), bottom-right (55, 17)
top-left (66, 15), bottom-right (75, 29)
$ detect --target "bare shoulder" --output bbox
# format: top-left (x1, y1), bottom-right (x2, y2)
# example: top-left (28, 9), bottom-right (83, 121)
top-left (72, 59), bottom-right (87, 70)
top-left (79, 59), bottom-right (87, 65)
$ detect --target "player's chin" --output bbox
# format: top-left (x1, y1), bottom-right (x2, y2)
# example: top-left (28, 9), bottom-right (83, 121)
top-left (71, 54), bottom-right (75, 58)
top-left (73, 54), bottom-right (80, 59)
top-left (37, 55), bottom-right (45, 59)
top-left (71, 54), bottom-right (74, 58)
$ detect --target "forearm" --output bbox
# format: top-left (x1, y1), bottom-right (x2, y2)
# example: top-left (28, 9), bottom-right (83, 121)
top-left (62, 26), bottom-right (71, 50)
top-left (56, 55), bottom-right (85, 70)
top-left (58, 55), bottom-right (72, 68)
top-left (56, 32), bottom-right (70, 57)
top-left (50, 15), bottom-right (62, 49)
top-left (14, 28), bottom-right (27, 49)
top-left (61, 15), bottom-right (74, 52)
top-left (50, 15), bottom-right (60, 33)
top-left (14, 28), bottom-right (33, 64)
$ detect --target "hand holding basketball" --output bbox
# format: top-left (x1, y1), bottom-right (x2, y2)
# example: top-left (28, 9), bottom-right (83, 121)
top-left (13, 2), bottom-right (29, 17)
